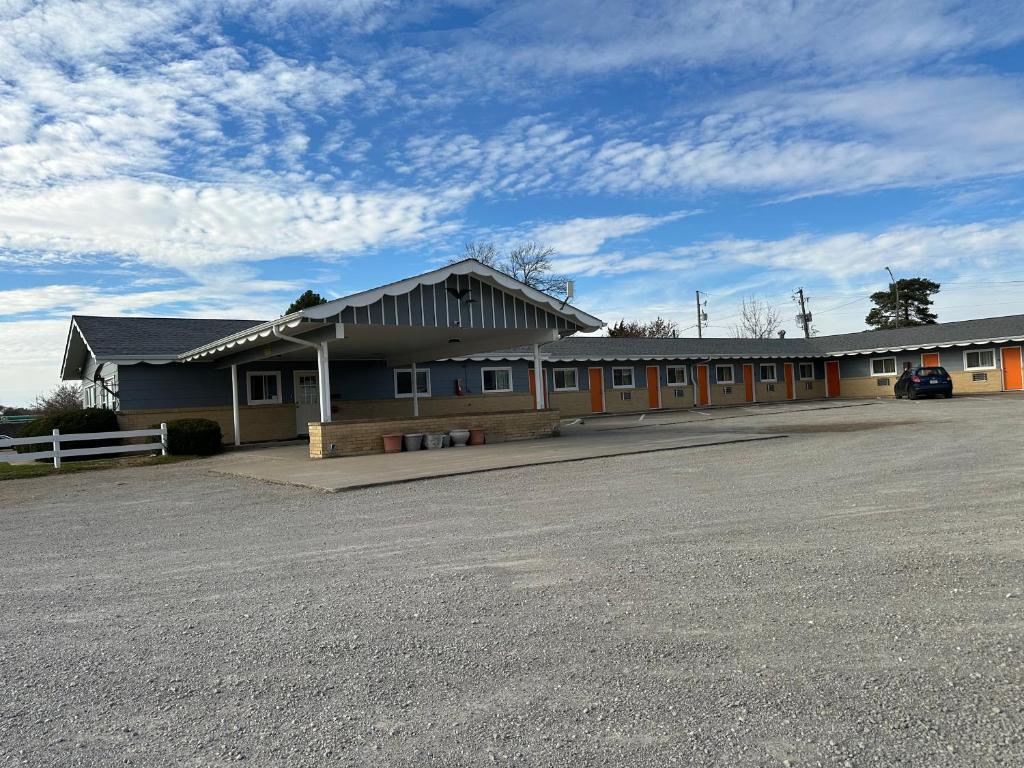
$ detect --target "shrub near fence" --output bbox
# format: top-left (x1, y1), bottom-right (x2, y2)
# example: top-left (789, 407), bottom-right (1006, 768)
top-left (16, 409), bottom-right (121, 457)
top-left (162, 419), bottom-right (223, 456)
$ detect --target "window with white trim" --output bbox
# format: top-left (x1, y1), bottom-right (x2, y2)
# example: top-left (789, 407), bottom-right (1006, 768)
top-left (759, 363), bottom-right (777, 382)
top-left (481, 367), bottom-right (513, 393)
top-left (715, 364), bottom-right (734, 384)
top-left (83, 384), bottom-right (96, 407)
top-left (552, 368), bottom-right (579, 391)
top-left (964, 349), bottom-right (996, 370)
top-left (666, 366), bottom-right (687, 386)
top-left (394, 368), bottom-right (431, 398)
top-left (870, 357), bottom-right (897, 376)
top-left (247, 371), bottom-right (282, 404)
top-left (798, 362), bottom-right (815, 380)
top-left (612, 367), bottom-right (634, 388)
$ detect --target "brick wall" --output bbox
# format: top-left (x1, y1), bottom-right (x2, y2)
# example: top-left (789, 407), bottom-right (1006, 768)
top-left (308, 408), bottom-right (561, 459)
top-left (119, 404), bottom-right (296, 444)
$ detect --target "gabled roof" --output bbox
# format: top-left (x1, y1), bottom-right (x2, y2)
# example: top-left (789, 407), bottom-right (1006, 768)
top-left (61, 316), bottom-right (265, 379)
top-left (299, 258), bottom-right (603, 331)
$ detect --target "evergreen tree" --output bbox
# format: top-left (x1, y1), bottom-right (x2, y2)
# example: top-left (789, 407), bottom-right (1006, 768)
top-left (286, 290), bottom-right (328, 314)
top-left (865, 278), bottom-right (940, 329)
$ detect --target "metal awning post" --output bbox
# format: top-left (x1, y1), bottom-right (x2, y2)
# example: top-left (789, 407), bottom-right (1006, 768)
top-left (318, 342), bottom-right (332, 423)
top-left (230, 363), bottom-right (241, 446)
top-left (411, 361), bottom-right (420, 418)
top-left (533, 343), bottom-right (544, 410)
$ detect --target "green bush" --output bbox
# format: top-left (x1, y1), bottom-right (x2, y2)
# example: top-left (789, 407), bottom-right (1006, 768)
top-left (164, 418), bottom-right (223, 456)
top-left (16, 408), bottom-right (121, 457)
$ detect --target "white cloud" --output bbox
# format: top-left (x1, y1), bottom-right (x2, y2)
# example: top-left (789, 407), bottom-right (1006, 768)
top-left (0, 178), bottom-right (465, 269)
top-left (0, 320), bottom-right (69, 406)
top-left (532, 211), bottom-right (696, 255)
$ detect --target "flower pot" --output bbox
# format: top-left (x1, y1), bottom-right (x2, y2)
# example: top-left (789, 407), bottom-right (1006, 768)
top-left (468, 428), bottom-right (485, 445)
top-left (403, 433), bottom-right (424, 452)
top-left (449, 429), bottom-right (470, 447)
top-left (424, 433), bottom-right (446, 450)
top-left (382, 433), bottom-right (403, 453)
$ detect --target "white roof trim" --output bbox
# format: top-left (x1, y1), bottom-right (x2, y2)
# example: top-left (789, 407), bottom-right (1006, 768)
top-left (825, 334), bottom-right (1024, 357)
top-left (180, 315), bottom-right (309, 361)
top-left (60, 318), bottom-right (96, 379)
top-left (301, 258), bottom-right (603, 331)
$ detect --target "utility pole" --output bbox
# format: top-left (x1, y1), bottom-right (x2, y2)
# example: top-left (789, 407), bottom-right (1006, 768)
top-left (795, 288), bottom-right (811, 338)
top-left (695, 290), bottom-right (707, 338)
top-left (885, 266), bottom-right (900, 328)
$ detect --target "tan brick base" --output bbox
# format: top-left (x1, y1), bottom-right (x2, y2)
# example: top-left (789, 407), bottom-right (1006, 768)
top-left (308, 408), bottom-right (562, 459)
top-left (118, 404), bottom-right (296, 444)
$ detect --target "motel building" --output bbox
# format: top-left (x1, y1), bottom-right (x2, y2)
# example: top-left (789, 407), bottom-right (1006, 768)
top-left (60, 259), bottom-right (1024, 459)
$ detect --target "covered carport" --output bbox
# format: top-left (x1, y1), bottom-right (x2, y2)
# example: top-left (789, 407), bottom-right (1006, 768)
top-left (178, 259), bottom-right (603, 457)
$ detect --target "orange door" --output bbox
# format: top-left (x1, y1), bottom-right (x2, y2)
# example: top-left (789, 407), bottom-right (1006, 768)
top-left (646, 366), bottom-right (661, 408)
top-left (784, 362), bottom-right (795, 400)
top-left (696, 365), bottom-right (710, 406)
top-left (1002, 347), bottom-right (1023, 391)
top-left (742, 364), bottom-right (755, 403)
top-left (528, 368), bottom-right (549, 408)
top-left (588, 367), bottom-right (605, 412)
top-left (825, 361), bottom-right (841, 398)
top-left (922, 352), bottom-right (940, 367)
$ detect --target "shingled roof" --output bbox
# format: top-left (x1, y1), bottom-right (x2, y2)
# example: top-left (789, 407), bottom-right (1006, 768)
top-left (463, 314), bottom-right (1024, 360)
top-left (74, 316), bottom-right (266, 357)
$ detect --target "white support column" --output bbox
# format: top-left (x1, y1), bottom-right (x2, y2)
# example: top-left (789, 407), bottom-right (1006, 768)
top-left (230, 364), bottom-right (241, 446)
top-left (533, 343), bottom-right (544, 410)
top-left (411, 361), bottom-right (420, 418)
top-left (318, 342), bottom-right (332, 423)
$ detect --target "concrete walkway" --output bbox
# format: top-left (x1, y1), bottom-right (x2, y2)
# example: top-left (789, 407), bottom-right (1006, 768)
top-left (205, 426), bottom-right (784, 492)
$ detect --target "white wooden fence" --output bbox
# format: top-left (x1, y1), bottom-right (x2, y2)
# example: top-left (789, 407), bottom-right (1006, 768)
top-left (0, 424), bottom-right (167, 469)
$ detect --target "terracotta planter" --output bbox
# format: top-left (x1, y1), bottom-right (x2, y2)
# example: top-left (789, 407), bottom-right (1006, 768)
top-left (468, 428), bottom-right (485, 445)
top-left (382, 433), bottom-right (403, 453)
top-left (449, 429), bottom-right (470, 447)
top-left (403, 433), bottom-right (424, 452)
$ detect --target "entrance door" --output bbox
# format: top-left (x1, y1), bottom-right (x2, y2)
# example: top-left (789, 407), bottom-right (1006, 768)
top-left (646, 366), bottom-right (661, 409)
top-left (588, 367), bottom-right (605, 413)
top-left (1002, 347), bottom-right (1023, 391)
top-left (922, 352), bottom-right (940, 367)
top-left (825, 361), bottom-right (841, 398)
top-left (294, 370), bottom-right (320, 435)
top-left (696, 364), bottom-right (711, 406)
top-left (784, 362), bottom-right (795, 400)
top-left (742, 364), bottom-right (755, 403)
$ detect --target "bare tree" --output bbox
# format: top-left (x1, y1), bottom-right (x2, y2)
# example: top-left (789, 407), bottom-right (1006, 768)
top-left (32, 383), bottom-right (82, 415)
top-left (607, 316), bottom-right (679, 338)
top-left (731, 297), bottom-right (782, 338)
top-left (455, 240), bottom-right (570, 297)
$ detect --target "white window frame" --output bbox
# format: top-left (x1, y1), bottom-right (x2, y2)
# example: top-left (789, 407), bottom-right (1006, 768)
top-left (666, 365), bottom-right (688, 386)
top-left (246, 371), bottom-right (282, 405)
top-left (394, 368), bottom-right (431, 398)
top-left (759, 363), bottom-right (777, 383)
top-left (870, 357), bottom-right (897, 376)
top-left (963, 348), bottom-right (996, 371)
top-left (611, 366), bottom-right (635, 389)
top-left (481, 366), bottom-right (513, 393)
top-left (83, 384), bottom-right (96, 408)
top-left (715, 364), bottom-right (734, 385)
top-left (552, 367), bottom-right (579, 392)
top-left (798, 362), bottom-right (815, 381)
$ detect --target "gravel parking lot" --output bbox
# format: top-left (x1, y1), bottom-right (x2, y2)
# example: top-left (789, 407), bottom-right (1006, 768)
top-left (1, 396), bottom-right (1022, 766)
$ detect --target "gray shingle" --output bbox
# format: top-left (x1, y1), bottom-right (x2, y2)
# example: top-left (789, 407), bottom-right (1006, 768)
top-left (74, 316), bottom-right (266, 357)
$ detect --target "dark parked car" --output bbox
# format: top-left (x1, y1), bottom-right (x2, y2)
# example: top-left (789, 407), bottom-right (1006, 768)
top-left (894, 366), bottom-right (953, 399)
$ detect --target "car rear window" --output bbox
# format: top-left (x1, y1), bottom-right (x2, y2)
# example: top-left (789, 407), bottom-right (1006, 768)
top-left (918, 367), bottom-right (947, 377)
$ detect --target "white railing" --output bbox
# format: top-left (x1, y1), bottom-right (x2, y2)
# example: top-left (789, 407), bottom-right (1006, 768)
top-left (0, 423), bottom-right (167, 469)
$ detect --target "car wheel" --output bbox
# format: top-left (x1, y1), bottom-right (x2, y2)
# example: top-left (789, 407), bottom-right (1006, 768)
top-left (894, 390), bottom-right (903, 399)
top-left (944, 393), bottom-right (952, 399)
top-left (908, 389), bottom-right (918, 400)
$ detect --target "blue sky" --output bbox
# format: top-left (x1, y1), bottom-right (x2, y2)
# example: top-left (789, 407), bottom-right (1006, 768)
top-left (2, 0), bottom-right (1024, 404)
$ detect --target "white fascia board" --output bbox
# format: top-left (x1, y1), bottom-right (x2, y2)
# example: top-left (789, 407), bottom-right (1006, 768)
top-left (299, 258), bottom-right (604, 332)
top-left (60, 318), bottom-right (96, 380)
top-left (825, 335), bottom-right (1024, 357)
top-left (179, 315), bottom-right (311, 361)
